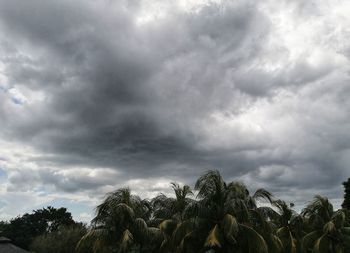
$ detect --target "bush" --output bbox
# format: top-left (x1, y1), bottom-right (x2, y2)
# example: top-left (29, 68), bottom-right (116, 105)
top-left (30, 224), bottom-right (91, 253)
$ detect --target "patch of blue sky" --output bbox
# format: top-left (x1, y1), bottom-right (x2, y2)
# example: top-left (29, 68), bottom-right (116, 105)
top-left (0, 83), bottom-right (8, 92)
top-left (0, 199), bottom-right (6, 209)
top-left (11, 97), bottom-right (23, 105)
top-left (0, 167), bottom-right (7, 181)
top-left (0, 85), bottom-right (25, 105)
top-left (33, 185), bottom-right (48, 196)
top-left (11, 97), bottom-right (24, 105)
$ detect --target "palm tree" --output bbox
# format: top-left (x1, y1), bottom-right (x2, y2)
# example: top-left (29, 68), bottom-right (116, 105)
top-left (151, 182), bottom-right (194, 252)
top-left (75, 171), bottom-right (350, 253)
top-left (248, 203), bottom-right (285, 253)
top-left (301, 195), bottom-right (350, 253)
top-left (151, 182), bottom-right (194, 223)
top-left (173, 170), bottom-right (271, 253)
top-left (171, 182), bottom-right (194, 221)
top-left (266, 200), bottom-right (305, 253)
top-left (77, 188), bottom-right (160, 253)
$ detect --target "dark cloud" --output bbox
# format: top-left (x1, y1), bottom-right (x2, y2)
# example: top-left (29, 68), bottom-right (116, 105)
top-left (0, 0), bottom-right (349, 218)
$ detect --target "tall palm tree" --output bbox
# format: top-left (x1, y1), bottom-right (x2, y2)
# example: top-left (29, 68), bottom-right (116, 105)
top-left (173, 170), bottom-right (271, 253)
top-left (249, 207), bottom-right (284, 253)
top-left (152, 182), bottom-right (194, 223)
top-left (266, 199), bottom-right (305, 253)
top-left (77, 188), bottom-right (160, 253)
top-left (151, 182), bottom-right (194, 252)
top-left (301, 195), bottom-right (350, 253)
top-left (75, 171), bottom-right (350, 253)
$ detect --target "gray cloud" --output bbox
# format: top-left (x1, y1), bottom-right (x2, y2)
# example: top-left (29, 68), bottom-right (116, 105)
top-left (0, 0), bottom-right (349, 218)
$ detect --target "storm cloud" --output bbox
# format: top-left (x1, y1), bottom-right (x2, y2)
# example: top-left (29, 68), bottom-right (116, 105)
top-left (0, 0), bottom-right (349, 220)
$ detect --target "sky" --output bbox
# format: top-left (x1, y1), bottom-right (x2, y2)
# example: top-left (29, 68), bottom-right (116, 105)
top-left (0, 0), bottom-right (349, 222)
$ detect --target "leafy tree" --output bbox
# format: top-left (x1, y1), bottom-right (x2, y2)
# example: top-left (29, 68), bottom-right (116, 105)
top-left (1, 206), bottom-right (75, 249)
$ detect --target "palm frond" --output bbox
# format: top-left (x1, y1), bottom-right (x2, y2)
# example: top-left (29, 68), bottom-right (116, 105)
top-left (276, 226), bottom-right (296, 253)
top-left (159, 219), bottom-right (178, 238)
top-left (323, 221), bottom-right (336, 235)
top-left (312, 234), bottom-right (332, 253)
top-left (195, 170), bottom-right (224, 200)
top-left (222, 214), bottom-right (239, 244)
top-left (205, 224), bottom-right (223, 248)
top-left (253, 188), bottom-right (274, 203)
top-left (239, 224), bottom-right (268, 253)
top-left (133, 217), bottom-right (149, 239)
top-left (302, 195), bottom-right (333, 221)
top-left (301, 231), bottom-right (322, 253)
top-left (119, 229), bottom-right (134, 253)
top-left (257, 206), bottom-right (280, 221)
top-left (332, 210), bottom-right (346, 229)
top-left (172, 219), bottom-right (196, 245)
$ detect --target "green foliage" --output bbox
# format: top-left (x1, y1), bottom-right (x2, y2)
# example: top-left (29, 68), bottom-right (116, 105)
top-left (82, 170), bottom-right (287, 253)
top-left (0, 206), bottom-right (75, 250)
top-left (301, 198), bottom-right (350, 253)
top-left (30, 223), bottom-right (91, 253)
top-left (77, 171), bottom-right (350, 253)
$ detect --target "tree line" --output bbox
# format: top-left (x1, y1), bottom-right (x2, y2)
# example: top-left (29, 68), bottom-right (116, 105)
top-left (77, 170), bottom-right (350, 253)
top-left (1, 170), bottom-right (350, 253)
top-left (0, 206), bottom-right (88, 252)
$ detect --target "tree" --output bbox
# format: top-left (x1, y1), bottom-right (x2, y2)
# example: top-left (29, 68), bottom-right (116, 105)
top-left (77, 170), bottom-right (350, 253)
top-left (270, 200), bottom-right (304, 253)
top-left (151, 182), bottom-right (194, 251)
top-left (77, 188), bottom-right (162, 253)
top-left (301, 195), bottom-right (350, 253)
top-left (172, 170), bottom-right (272, 253)
top-left (342, 178), bottom-right (350, 210)
top-left (0, 206), bottom-right (75, 249)
top-left (151, 182), bottom-right (193, 223)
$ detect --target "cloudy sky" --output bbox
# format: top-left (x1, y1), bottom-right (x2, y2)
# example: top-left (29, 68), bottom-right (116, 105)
top-left (0, 0), bottom-right (349, 222)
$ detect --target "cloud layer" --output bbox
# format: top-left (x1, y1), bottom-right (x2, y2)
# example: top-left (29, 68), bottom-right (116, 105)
top-left (0, 0), bottom-right (350, 220)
